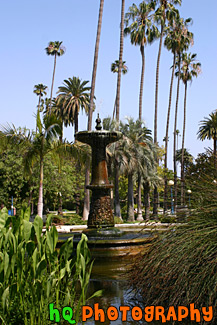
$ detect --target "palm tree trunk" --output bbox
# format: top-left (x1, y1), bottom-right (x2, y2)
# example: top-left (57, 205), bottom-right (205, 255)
top-left (36, 95), bottom-right (41, 133)
top-left (114, 159), bottom-right (121, 217)
top-left (58, 193), bottom-right (63, 216)
top-left (214, 135), bottom-right (217, 171)
top-left (113, 1), bottom-right (125, 221)
top-left (181, 82), bottom-right (187, 205)
top-left (38, 94), bottom-right (41, 111)
top-left (154, 24), bottom-right (163, 144)
top-left (136, 42), bottom-right (145, 218)
top-left (137, 172), bottom-right (143, 221)
top-left (60, 122), bottom-right (63, 143)
top-left (164, 53), bottom-right (176, 213)
top-left (50, 53), bottom-right (57, 114)
top-left (31, 201), bottom-right (34, 215)
top-left (88, 0), bottom-right (104, 130)
top-left (115, 0), bottom-right (125, 122)
top-left (177, 132), bottom-right (179, 150)
top-left (153, 26), bottom-right (163, 218)
top-left (75, 159), bottom-right (81, 215)
top-left (153, 186), bottom-right (158, 217)
top-left (74, 109), bottom-right (78, 134)
top-left (28, 183), bottom-right (33, 212)
top-left (143, 181), bottom-right (150, 221)
top-left (127, 172), bottom-right (134, 222)
top-left (139, 42), bottom-right (145, 120)
top-left (174, 54), bottom-right (181, 211)
top-left (84, 0), bottom-right (104, 220)
top-left (112, 95), bottom-right (117, 120)
top-left (37, 157), bottom-right (44, 219)
top-left (82, 159), bottom-right (90, 221)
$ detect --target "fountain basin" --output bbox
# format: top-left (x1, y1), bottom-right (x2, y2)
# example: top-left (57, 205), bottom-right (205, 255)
top-left (57, 228), bottom-right (154, 258)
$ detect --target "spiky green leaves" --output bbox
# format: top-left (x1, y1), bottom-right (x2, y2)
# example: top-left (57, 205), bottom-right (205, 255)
top-left (177, 52), bottom-right (201, 84)
top-left (56, 77), bottom-right (91, 132)
top-left (197, 111), bottom-right (217, 141)
top-left (111, 60), bottom-right (128, 74)
top-left (164, 15), bottom-right (193, 54)
top-left (45, 41), bottom-right (65, 57)
top-left (33, 84), bottom-right (47, 97)
top-left (124, 1), bottom-right (158, 47)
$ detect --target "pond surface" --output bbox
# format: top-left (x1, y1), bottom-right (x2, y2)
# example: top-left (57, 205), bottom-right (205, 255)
top-left (80, 257), bottom-right (148, 325)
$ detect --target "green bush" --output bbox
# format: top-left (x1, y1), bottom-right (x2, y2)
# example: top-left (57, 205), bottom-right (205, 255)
top-left (49, 213), bottom-right (87, 225)
top-left (0, 208), bottom-right (100, 324)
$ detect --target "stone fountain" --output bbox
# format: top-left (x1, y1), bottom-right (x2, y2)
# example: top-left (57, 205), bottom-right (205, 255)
top-left (71, 115), bottom-right (153, 258)
top-left (75, 114), bottom-right (119, 230)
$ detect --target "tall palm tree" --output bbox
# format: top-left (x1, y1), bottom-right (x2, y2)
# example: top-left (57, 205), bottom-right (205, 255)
top-left (33, 84), bottom-right (48, 133)
top-left (163, 15), bottom-right (193, 212)
top-left (25, 112), bottom-right (61, 218)
top-left (164, 13), bottom-right (183, 211)
top-left (83, 0), bottom-right (104, 221)
top-left (179, 52), bottom-right (201, 204)
top-left (115, 0), bottom-right (125, 123)
top-left (0, 114), bottom-right (61, 219)
top-left (111, 60), bottom-right (128, 120)
top-left (112, 58), bottom-right (127, 220)
top-left (197, 111), bottom-right (217, 170)
top-left (57, 77), bottom-right (90, 217)
top-left (173, 19), bottom-right (193, 209)
top-left (163, 49), bottom-right (176, 212)
top-left (88, 0), bottom-right (104, 131)
top-left (176, 129), bottom-right (181, 149)
top-left (45, 41), bottom-right (65, 113)
top-left (33, 84), bottom-right (47, 111)
top-left (113, 0), bottom-right (126, 220)
top-left (56, 77), bottom-right (90, 134)
top-left (125, 1), bottom-right (157, 219)
top-left (154, 0), bottom-right (181, 144)
top-left (153, 1), bottom-right (180, 216)
top-left (124, 1), bottom-right (157, 120)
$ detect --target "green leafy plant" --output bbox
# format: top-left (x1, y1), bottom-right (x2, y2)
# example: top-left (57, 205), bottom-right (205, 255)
top-left (0, 209), bottom-right (100, 324)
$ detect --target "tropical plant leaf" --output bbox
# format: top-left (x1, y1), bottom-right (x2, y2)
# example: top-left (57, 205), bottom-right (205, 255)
top-left (2, 287), bottom-right (9, 312)
top-left (0, 211), bottom-right (8, 231)
top-left (87, 289), bottom-right (103, 301)
top-left (46, 226), bottom-right (58, 254)
top-left (23, 220), bottom-right (32, 242)
top-left (34, 215), bottom-right (43, 244)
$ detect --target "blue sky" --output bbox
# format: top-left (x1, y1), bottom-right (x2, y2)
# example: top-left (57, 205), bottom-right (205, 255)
top-left (0, 0), bottom-right (217, 169)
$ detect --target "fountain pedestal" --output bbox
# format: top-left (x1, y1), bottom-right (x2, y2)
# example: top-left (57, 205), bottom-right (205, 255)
top-left (75, 115), bottom-right (121, 228)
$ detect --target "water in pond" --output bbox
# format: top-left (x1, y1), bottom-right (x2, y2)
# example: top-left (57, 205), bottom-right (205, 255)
top-left (82, 257), bottom-right (147, 325)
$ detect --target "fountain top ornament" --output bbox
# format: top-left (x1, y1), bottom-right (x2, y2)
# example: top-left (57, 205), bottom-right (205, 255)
top-left (75, 114), bottom-right (122, 228)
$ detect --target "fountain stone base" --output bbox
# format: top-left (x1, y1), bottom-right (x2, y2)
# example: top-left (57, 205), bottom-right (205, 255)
top-left (87, 186), bottom-right (114, 228)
